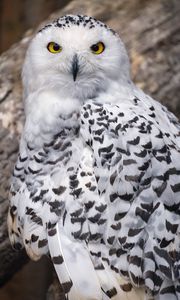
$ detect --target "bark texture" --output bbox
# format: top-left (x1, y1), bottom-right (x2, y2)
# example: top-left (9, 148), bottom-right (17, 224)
top-left (0, 0), bottom-right (179, 298)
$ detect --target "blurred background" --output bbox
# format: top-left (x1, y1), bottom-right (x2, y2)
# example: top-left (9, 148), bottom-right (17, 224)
top-left (0, 0), bottom-right (71, 53)
top-left (0, 0), bottom-right (179, 299)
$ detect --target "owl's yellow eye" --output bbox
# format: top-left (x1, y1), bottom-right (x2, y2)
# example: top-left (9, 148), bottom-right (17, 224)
top-left (90, 42), bottom-right (105, 54)
top-left (47, 42), bottom-right (62, 53)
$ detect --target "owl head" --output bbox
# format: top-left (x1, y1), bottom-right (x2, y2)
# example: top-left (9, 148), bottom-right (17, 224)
top-left (22, 15), bottom-right (130, 103)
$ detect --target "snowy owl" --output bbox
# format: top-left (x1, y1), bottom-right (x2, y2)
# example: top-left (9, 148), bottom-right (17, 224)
top-left (8, 15), bottom-right (180, 300)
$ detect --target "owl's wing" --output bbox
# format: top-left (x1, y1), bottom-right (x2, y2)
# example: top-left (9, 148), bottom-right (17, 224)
top-left (8, 128), bottom-right (104, 299)
top-left (8, 137), bottom-right (29, 251)
top-left (80, 97), bottom-right (180, 299)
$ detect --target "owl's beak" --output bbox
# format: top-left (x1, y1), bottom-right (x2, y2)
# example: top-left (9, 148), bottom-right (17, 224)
top-left (71, 54), bottom-right (79, 81)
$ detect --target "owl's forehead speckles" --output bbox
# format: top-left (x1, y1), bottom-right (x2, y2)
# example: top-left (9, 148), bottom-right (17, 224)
top-left (39, 14), bottom-right (116, 35)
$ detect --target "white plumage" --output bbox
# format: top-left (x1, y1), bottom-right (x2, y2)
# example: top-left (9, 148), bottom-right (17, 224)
top-left (8, 15), bottom-right (180, 299)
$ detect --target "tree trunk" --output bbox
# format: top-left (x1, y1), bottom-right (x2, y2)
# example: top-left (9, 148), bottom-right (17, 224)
top-left (0, 0), bottom-right (179, 298)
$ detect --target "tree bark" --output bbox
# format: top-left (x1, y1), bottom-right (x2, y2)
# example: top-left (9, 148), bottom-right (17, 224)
top-left (0, 0), bottom-right (179, 298)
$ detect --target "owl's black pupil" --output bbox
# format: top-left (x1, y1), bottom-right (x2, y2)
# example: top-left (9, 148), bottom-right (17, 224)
top-left (91, 44), bottom-right (99, 52)
top-left (53, 43), bottom-right (60, 51)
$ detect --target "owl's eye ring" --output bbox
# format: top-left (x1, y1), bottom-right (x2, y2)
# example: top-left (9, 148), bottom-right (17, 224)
top-left (47, 42), bottom-right (62, 53)
top-left (90, 42), bottom-right (105, 54)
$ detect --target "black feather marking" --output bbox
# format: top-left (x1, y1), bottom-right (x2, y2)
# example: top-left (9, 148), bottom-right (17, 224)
top-left (38, 239), bottom-right (48, 248)
top-left (89, 119), bottom-right (95, 125)
top-left (125, 175), bottom-right (139, 182)
top-left (141, 202), bottom-right (153, 211)
top-left (84, 201), bottom-right (95, 211)
top-left (115, 123), bottom-right (121, 134)
top-left (94, 263), bottom-right (105, 270)
top-left (145, 271), bottom-right (163, 287)
top-left (28, 166), bottom-right (42, 174)
top-left (79, 232), bottom-right (89, 240)
top-left (71, 188), bottom-right (83, 198)
top-left (98, 144), bottom-right (113, 156)
top-left (110, 193), bottom-right (118, 202)
top-left (120, 283), bottom-right (132, 292)
top-left (128, 228), bottom-right (143, 236)
top-left (145, 251), bottom-right (154, 260)
top-left (70, 208), bottom-right (83, 217)
top-left (89, 233), bottom-right (102, 241)
top-left (63, 210), bottom-right (67, 226)
top-left (105, 287), bottom-right (117, 298)
top-left (94, 136), bottom-right (104, 143)
top-left (38, 151), bottom-right (47, 157)
top-left (97, 121), bottom-right (108, 129)
top-left (19, 155), bottom-right (28, 162)
top-left (44, 140), bottom-right (55, 147)
top-left (90, 251), bottom-right (101, 257)
top-left (111, 222), bottom-right (121, 230)
top-left (138, 160), bottom-right (150, 171)
top-left (48, 228), bottom-right (57, 236)
top-left (159, 265), bottom-right (172, 279)
top-left (142, 141), bottom-right (152, 149)
top-left (31, 215), bottom-right (43, 226)
top-left (171, 183), bottom-right (180, 193)
top-left (154, 247), bottom-right (171, 264)
top-left (31, 234), bottom-right (39, 242)
top-left (33, 155), bottom-right (44, 163)
top-left (10, 205), bottom-right (17, 220)
top-left (15, 165), bottom-right (24, 171)
top-left (107, 236), bottom-right (115, 245)
top-left (141, 177), bottom-right (152, 186)
top-left (130, 272), bottom-right (144, 286)
top-left (129, 116), bottom-right (139, 124)
top-left (153, 181), bottom-right (167, 197)
top-left (61, 141), bottom-right (72, 151)
top-left (119, 193), bottom-right (134, 201)
top-left (71, 217), bottom-right (86, 224)
top-left (53, 140), bottom-right (63, 150)
top-left (116, 248), bottom-right (126, 256)
top-left (123, 159), bottom-right (137, 166)
top-left (85, 182), bottom-right (91, 188)
top-left (135, 207), bottom-right (150, 222)
top-left (166, 220), bottom-right (178, 234)
top-left (61, 281), bottom-right (73, 293)
top-left (114, 212), bottom-right (127, 221)
top-left (158, 145), bottom-right (167, 153)
top-left (160, 238), bottom-right (174, 248)
top-left (110, 170), bottom-right (117, 185)
top-left (95, 204), bottom-right (107, 213)
top-left (164, 203), bottom-right (180, 214)
top-left (88, 213), bottom-right (101, 223)
top-left (160, 286), bottom-right (176, 295)
top-left (128, 136), bottom-right (140, 145)
top-left (102, 152), bottom-right (115, 160)
top-left (94, 128), bottom-right (105, 135)
top-left (52, 255), bottom-right (64, 264)
top-left (129, 255), bottom-right (142, 267)
top-left (89, 186), bottom-right (96, 191)
top-left (149, 113), bottom-right (156, 118)
top-left (156, 131), bottom-right (163, 139)
top-left (52, 186), bottom-right (66, 195)
top-left (27, 143), bottom-right (34, 151)
top-left (70, 179), bottom-right (79, 188)
top-left (134, 149), bottom-right (147, 158)
top-left (98, 218), bottom-right (106, 225)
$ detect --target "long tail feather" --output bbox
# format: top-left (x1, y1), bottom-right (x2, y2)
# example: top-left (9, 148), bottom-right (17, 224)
top-left (48, 222), bottom-right (102, 300)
